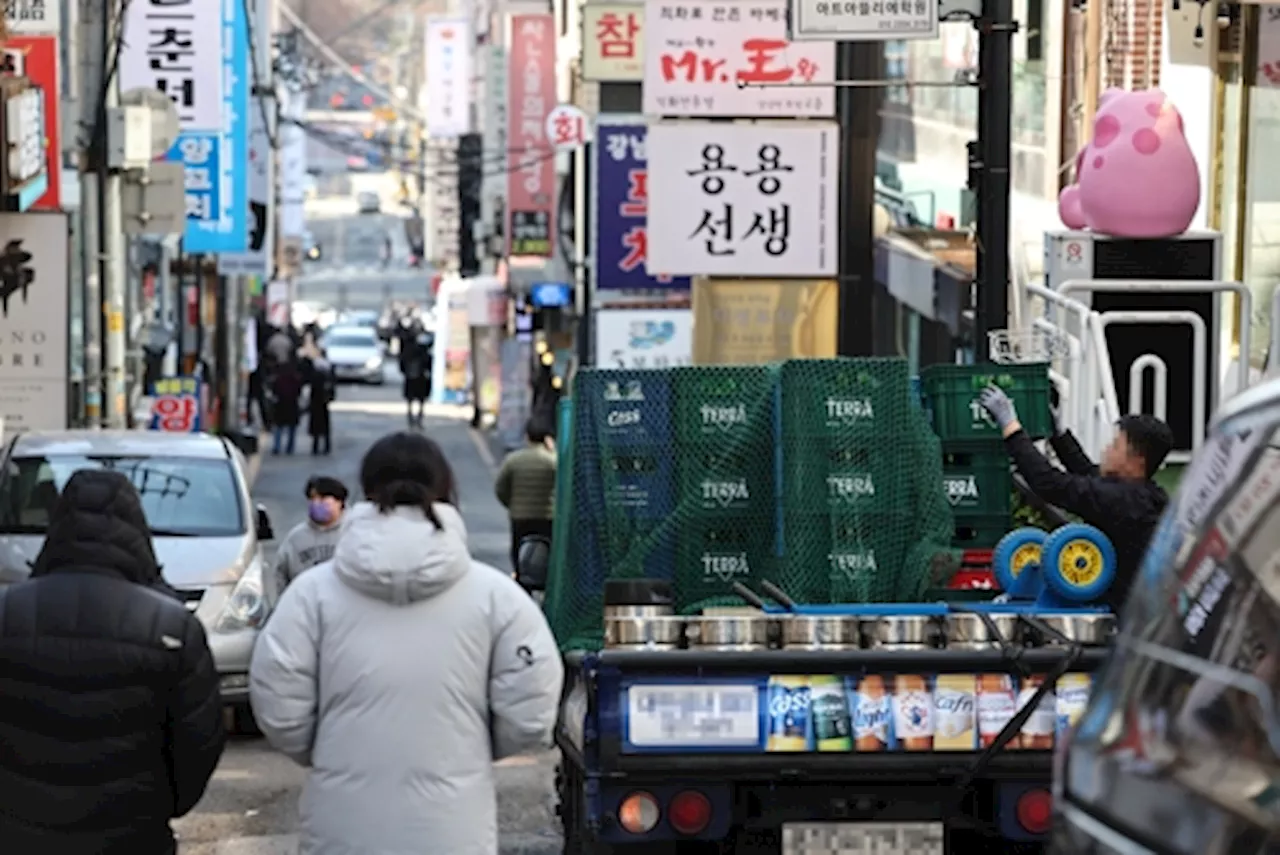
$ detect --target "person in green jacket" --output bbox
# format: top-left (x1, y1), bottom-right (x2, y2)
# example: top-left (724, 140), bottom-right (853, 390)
top-left (495, 419), bottom-right (557, 574)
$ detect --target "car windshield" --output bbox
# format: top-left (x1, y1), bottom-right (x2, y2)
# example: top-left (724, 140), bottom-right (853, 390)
top-left (326, 331), bottom-right (375, 348)
top-left (0, 455), bottom-right (245, 537)
top-left (1065, 415), bottom-right (1280, 846)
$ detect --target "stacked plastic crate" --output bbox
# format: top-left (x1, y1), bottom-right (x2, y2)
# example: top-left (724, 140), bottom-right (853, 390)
top-left (920, 363), bottom-right (1053, 549)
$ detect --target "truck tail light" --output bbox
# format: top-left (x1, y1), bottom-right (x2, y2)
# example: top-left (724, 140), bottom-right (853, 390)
top-left (1016, 788), bottom-right (1053, 834)
top-left (668, 790), bottom-right (712, 835)
top-left (618, 791), bottom-right (660, 834)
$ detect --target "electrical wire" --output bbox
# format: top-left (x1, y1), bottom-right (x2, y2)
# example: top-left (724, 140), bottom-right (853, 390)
top-left (87, 0), bottom-right (133, 152)
top-left (286, 118), bottom-right (554, 169)
top-left (241, 0), bottom-right (280, 149)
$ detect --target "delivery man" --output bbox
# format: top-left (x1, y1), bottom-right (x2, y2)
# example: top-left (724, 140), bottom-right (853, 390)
top-left (978, 385), bottom-right (1174, 611)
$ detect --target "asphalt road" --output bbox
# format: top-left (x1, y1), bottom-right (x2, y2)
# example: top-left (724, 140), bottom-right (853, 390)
top-left (296, 173), bottom-right (436, 313)
top-left (172, 377), bottom-right (562, 854)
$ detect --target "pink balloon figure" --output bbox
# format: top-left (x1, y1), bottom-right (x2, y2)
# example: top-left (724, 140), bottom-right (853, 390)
top-left (1058, 88), bottom-right (1201, 239)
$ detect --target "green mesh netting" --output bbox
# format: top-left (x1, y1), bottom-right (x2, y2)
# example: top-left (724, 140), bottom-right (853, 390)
top-left (542, 358), bottom-right (957, 652)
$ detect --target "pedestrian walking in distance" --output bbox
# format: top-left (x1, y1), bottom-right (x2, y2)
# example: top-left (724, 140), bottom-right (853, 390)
top-left (0, 470), bottom-right (225, 855)
top-left (272, 356), bottom-right (305, 455)
top-left (306, 349), bottom-right (337, 455)
top-left (250, 431), bottom-right (563, 855)
top-left (271, 475), bottom-right (349, 604)
top-left (399, 330), bottom-right (432, 428)
top-left (495, 418), bottom-right (558, 578)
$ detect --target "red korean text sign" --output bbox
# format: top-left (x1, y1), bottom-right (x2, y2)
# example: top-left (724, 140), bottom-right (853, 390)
top-left (581, 4), bottom-right (645, 81)
top-left (506, 14), bottom-right (557, 257)
top-left (149, 376), bottom-right (203, 433)
top-left (641, 0), bottom-right (835, 117)
top-left (3, 35), bottom-right (60, 210)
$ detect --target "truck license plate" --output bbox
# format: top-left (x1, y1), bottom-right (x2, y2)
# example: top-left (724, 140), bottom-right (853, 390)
top-left (782, 822), bottom-right (944, 855)
top-left (626, 684), bottom-right (760, 748)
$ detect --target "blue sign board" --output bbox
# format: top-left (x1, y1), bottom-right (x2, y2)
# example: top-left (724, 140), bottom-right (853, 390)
top-left (594, 124), bottom-right (690, 292)
top-left (530, 282), bottom-right (572, 308)
top-left (170, 0), bottom-right (249, 252)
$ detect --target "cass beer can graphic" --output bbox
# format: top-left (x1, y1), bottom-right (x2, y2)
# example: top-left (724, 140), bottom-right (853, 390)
top-left (810, 675), bottom-right (853, 752)
top-left (766, 676), bottom-right (812, 752)
top-left (850, 675), bottom-right (892, 752)
top-left (1017, 675), bottom-right (1057, 750)
top-left (892, 674), bottom-right (935, 751)
top-left (933, 674), bottom-right (977, 750)
top-left (1056, 674), bottom-right (1092, 739)
top-left (977, 675), bottom-right (1019, 748)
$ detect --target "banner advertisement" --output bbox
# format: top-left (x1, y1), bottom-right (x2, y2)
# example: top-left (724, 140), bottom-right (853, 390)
top-left (0, 211), bottom-right (68, 433)
top-left (594, 308), bottom-right (692, 368)
top-left (471, 326), bottom-right (502, 415)
top-left (431, 279), bottom-right (472, 404)
top-left (467, 275), bottom-right (507, 327)
top-left (581, 4), bottom-right (645, 82)
top-left (220, 0), bottom-right (274, 274)
top-left (641, 0), bottom-right (835, 117)
top-left (506, 14), bottom-right (557, 257)
top-left (0, 80), bottom-right (48, 212)
top-left (425, 139), bottom-right (461, 269)
top-left (122, 0), bottom-right (249, 252)
top-left (593, 121), bottom-right (690, 292)
top-left (278, 86), bottom-right (307, 239)
top-left (4, 0), bottom-right (59, 34)
top-left (691, 277), bottom-right (837, 363)
top-left (480, 45), bottom-right (507, 234)
top-left (149, 376), bottom-right (204, 432)
top-left (788, 0), bottom-right (938, 41)
top-left (426, 18), bottom-right (473, 138)
top-left (1, 35), bottom-right (59, 211)
top-left (497, 338), bottom-right (533, 450)
top-left (647, 121), bottom-right (839, 277)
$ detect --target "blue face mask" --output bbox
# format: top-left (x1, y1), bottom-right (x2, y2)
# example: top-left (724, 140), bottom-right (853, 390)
top-left (308, 499), bottom-right (335, 525)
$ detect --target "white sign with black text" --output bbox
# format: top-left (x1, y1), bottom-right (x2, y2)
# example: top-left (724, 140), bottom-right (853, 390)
top-left (646, 121), bottom-right (838, 277)
top-left (4, 0), bottom-right (59, 35)
top-left (426, 139), bottom-right (461, 270)
top-left (594, 309), bottom-right (693, 369)
top-left (425, 17), bottom-right (474, 138)
top-left (788, 0), bottom-right (938, 42)
top-left (0, 211), bottom-right (68, 433)
top-left (120, 0), bottom-right (225, 132)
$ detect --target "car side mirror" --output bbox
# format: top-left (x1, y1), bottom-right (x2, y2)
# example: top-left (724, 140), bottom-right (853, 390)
top-left (256, 503), bottom-right (275, 541)
top-left (515, 535), bottom-right (551, 591)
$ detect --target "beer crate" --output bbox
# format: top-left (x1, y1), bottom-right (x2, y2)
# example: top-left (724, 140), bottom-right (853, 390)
top-left (572, 368), bottom-right (674, 449)
top-left (782, 511), bottom-right (914, 604)
top-left (780, 443), bottom-right (908, 517)
top-left (672, 364), bottom-right (776, 448)
top-left (778, 357), bottom-right (912, 445)
top-left (675, 521), bottom-right (778, 608)
top-left (951, 512), bottom-right (1014, 550)
top-left (576, 447), bottom-right (677, 522)
top-left (676, 449), bottom-right (776, 522)
top-left (921, 362), bottom-right (1053, 441)
top-left (940, 440), bottom-right (1012, 517)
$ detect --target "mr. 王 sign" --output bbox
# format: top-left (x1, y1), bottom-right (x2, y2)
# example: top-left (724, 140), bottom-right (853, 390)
top-left (0, 77), bottom-right (47, 212)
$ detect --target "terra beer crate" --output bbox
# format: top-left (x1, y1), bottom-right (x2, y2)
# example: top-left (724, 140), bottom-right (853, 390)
top-left (921, 363), bottom-right (1053, 442)
top-left (940, 440), bottom-right (1013, 517)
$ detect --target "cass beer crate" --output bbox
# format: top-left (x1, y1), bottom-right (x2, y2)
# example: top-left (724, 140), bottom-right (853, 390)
top-left (576, 447), bottom-right (677, 522)
top-left (921, 362), bottom-right (1053, 441)
top-left (778, 358), bottom-right (912, 445)
top-left (672, 364), bottom-right (776, 448)
top-left (951, 512), bottom-right (1013, 550)
top-left (940, 440), bottom-right (1013, 517)
top-left (572, 368), bottom-right (674, 449)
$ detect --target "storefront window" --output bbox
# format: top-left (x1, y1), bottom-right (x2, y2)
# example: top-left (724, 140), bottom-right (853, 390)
top-left (1245, 7), bottom-right (1280, 367)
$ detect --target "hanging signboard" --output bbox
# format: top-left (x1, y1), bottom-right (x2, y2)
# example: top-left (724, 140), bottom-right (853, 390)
top-left (219, 0), bottom-right (274, 274)
top-left (426, 17), bottom-right (473, 138)
top-left (149, 376), bottom-right (204, 432)
top-left (787, 0), bottom-right (938, 42)
top-left (593, 120), bottom-right (690, 291)
top-left (646, 121), bottom-right (839, 277)
top-left (582, 4), bottom-right (645, 81)
top-left (0, 81), bottom-right (47, 211)
top-left (1, 35), bottom-right (59, 211)
top-left (4, 0), bottom-right (59, 35)
top-left (506, 14), bottom-right (557, 257)
top-left (691, 277), bottom-right (837, 363)
top-left (0, 211), bottom-right (68, 433)
top-left (594, 308), bottom-right (693, 368)
top-left (642, 0), bottom-right (835, 118)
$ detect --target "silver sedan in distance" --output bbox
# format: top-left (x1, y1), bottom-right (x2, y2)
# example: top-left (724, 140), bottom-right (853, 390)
top-left (0, 430), bottom-right (275, 733)
top-left (322, 324), bottom-right (386, 384)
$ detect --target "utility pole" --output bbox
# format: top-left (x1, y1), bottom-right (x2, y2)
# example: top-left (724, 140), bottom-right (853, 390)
top-left (835, 42), bottom-right (884, 358)
top-left (78, 0), bottom-right (107, 428)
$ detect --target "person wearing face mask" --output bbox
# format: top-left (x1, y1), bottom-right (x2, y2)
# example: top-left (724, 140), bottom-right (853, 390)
top-left (270, 476), bottom-right (349, 605)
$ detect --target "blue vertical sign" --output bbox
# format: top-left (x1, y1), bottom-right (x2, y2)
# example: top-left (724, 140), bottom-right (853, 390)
top-left (593, 124), bottom-right (691, 291)
top-left (172, 0), bottom-right (249, 252)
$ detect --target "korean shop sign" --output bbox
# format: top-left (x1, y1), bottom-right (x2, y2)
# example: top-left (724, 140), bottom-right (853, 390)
top-left (788, 0), bottom-right (938, 42)
top-left (642, 0), bottom-right (835, 118)
top-left (4, 0), bottom-right (59, 35)
top-left (506, 14), bottom-right (556, 258)
top-left (0, 82), bottom-right (47, 211)
top-left (646, 121), bottom-right (838, 277)
top-left (582, 4), bottom-right (644, 82)
top-left (592, 120), bottom-right (689, 291)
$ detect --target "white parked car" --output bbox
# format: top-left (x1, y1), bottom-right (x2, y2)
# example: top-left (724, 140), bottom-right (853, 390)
top-left (322, 325), bottom-right (385, 384)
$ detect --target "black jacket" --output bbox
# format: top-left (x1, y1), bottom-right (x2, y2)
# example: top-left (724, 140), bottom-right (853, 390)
top-left (1005, 429), bottom-right (1168, 611)
top-left (0, 470), bottom-right (226, 855)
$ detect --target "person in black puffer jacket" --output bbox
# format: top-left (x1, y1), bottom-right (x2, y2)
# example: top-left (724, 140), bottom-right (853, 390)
top-left (0, 469), bottom-right (226, 855)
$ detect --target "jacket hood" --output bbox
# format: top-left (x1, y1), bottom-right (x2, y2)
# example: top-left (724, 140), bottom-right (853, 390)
top-left (30, 469), bottom-right (161, 585)
top-left (332, 501), bottom-right (470, 604)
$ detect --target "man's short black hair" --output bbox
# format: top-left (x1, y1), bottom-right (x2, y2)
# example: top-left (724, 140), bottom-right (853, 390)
top-left (305, 476), bottom-right (349, 504)
top-left (1117, 414), bottom-right (1174, 478)
top-left (526, 418), bottom-right (553, 444)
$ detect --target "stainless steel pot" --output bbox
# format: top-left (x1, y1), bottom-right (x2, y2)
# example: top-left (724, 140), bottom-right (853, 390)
top-left (686, 615), bottom-right (772, 650)
top-left (781, 615), bottom-right (861, 649)
top-left (604, 604), bottom-right (675, 621)
top-left (945, 612), bottom-right (1020, 647)
top-left (1033, 613), bottom-right (1116, 646)
top-left (604, 615), bottom-right (685, 649)
top-left (865, 615), bottom-right (936, 648)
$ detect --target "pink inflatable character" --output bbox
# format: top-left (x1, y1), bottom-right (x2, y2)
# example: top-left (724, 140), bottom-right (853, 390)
top-left (1058, 88), bottom-right (1200, 238)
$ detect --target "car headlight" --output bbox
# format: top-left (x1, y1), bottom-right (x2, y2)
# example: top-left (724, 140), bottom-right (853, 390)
top-left (215, 560), bottom-right (267, 632)
top-left (365, 356), bottom-right (381, 369)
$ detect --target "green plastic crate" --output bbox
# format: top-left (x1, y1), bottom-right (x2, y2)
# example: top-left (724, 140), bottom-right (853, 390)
top-left (921, 363), bottom-right (1053, 441)
top-left (779, 358), bottom-right (911, 443)
top-left (781, 444), bottom-right (909, 515)
top-left (676, 522), bottom-right (778, 606)
top-left (677, 450), bottom-right (775, 519)
top-left (673, 364), bottom-right (776, 446)
top-left (941, 440), bottom-right (1013, 517)
top-left (951, 512), bottom-right (1012, 549)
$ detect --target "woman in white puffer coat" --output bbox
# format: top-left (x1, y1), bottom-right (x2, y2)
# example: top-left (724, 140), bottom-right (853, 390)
top-left (249, 431), bottom-right (564, 855)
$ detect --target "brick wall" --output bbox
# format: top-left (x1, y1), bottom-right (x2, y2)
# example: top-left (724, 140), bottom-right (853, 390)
top-left (1103, 0), bottom-right (1163, 89)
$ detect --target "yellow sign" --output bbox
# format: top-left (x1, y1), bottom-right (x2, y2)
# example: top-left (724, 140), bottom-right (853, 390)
top-left (692, 278), bottom-right (838, 364)
top-left (581, 4), bottom-right (645, 82)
